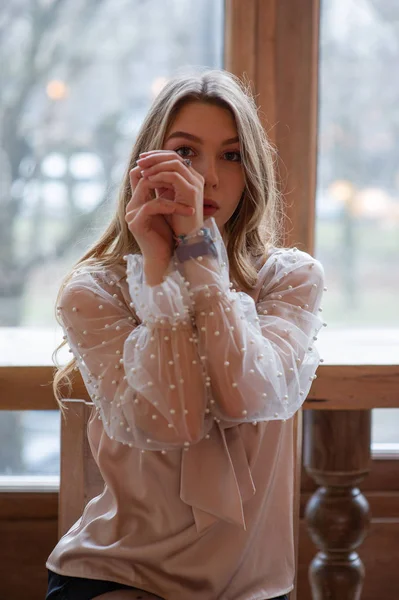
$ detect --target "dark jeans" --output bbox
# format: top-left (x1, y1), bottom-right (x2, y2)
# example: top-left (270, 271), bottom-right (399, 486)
top-left (46, 568), bottom-right (289, 600)
top-left (45, 569), bottom-right (156, 599)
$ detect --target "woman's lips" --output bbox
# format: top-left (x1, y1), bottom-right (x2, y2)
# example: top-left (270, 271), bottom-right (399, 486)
top-left (203, 205), bottom-right (219, 215)
top-left (203, 198), bottom-right (219, 208)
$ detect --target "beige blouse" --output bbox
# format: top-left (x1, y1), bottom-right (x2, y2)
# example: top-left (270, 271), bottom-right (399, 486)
top-left (46, 217), bottom-right (326, 600)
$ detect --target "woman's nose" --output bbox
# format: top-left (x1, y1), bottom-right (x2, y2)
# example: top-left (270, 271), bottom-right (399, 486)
top-left (200, 158), bottom-right (219, 187)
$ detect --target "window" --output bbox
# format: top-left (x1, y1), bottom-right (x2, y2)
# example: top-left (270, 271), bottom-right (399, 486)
top-left (315, 0), bottom-right (399, 448)
top-left (0, 0), bottom-right (224, 481)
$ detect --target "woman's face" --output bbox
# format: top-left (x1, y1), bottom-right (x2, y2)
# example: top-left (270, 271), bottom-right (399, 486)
top-left (163, 101), bottom-right (246, 232)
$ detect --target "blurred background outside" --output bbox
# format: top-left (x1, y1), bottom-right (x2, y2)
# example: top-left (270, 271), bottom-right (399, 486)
top-left (0, 0), bottom-right (398, 481)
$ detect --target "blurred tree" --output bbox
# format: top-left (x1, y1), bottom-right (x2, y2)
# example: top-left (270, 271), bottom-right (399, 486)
top-left (0, 0), bottom-right (223, 472)
top-left (0, 0), bottom-right (117, 325)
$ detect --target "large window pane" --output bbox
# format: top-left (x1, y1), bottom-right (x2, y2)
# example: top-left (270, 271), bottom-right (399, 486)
top-left (316, 0), bottom-right (399, 446)
top-left (0, 0), bottom-right (224, 478)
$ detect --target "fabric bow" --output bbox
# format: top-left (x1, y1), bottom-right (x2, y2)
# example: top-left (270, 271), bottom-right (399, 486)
top-left (180, 421), bottom-right (256, 534)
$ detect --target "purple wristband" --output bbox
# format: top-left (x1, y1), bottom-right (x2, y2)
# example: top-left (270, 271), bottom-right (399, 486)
top-left (175, 238), bottom-right (218, 263)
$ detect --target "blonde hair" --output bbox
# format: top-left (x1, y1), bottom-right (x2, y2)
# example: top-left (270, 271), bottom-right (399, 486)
top-left (52, 67), bottom-right (285, 414)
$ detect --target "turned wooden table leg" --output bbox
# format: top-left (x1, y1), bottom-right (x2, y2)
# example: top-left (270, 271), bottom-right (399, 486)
top-left (303, 410), bottom-right (372, 600)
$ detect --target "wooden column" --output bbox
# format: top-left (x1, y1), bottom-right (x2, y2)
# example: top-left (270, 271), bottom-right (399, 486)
top-left (303, 410), bottom-right (372, 599)
top-left (224, 0), bottom-right (320, 253)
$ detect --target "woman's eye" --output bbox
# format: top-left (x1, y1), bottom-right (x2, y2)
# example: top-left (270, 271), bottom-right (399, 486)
top-left (175, 146), bottom-right (194, 158)
top-left (224, 151), bottom-right (241, 162)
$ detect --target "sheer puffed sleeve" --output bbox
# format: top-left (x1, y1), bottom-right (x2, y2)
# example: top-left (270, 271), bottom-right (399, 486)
top-left (173, 218), bottom-right (326, 424)
top-left (57, 265), bottom-right (213, 452)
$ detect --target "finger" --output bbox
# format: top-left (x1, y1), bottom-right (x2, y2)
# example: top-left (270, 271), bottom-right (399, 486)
top-left (147, 171), bottom-right (195, 200)
top-left (126, 198), bottom-right (195, 230)
top-left (138, 150), bottom-right (171, 158)
top-left (142, 158), bottom-right (196, 182)
top-left (140, 197), bottom-right (195, 217)
top-left (129, 165), bottom-right (144, 191)
top-left (137, 151), bottom-right (186, 170)
top-left (126, 175), bottom-right (165, 214)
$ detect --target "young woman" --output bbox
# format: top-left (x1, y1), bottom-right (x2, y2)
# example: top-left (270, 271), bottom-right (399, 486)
top-left (45, 68), bottom-right (326, 600)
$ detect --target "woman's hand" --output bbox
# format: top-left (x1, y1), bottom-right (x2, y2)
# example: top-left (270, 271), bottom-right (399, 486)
top-left (125, 163), bottom-right (195, 265)
top-left (137, 150), bottom-right (204, 237)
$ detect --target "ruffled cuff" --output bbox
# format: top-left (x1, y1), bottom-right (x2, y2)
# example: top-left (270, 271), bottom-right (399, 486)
top-left (125, 253), bottom-right (193, 326)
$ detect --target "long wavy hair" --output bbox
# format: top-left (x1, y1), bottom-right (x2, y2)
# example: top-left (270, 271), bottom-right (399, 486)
top-left (52, 67), bottom-right (285, 413)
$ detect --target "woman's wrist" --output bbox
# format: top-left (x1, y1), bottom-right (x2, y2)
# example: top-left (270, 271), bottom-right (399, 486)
top-left (143, 257), bottom-right (169, 287)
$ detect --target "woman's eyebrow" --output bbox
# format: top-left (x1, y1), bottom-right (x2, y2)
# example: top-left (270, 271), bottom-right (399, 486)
top-left (165, 131), bottom-right (239, 146)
